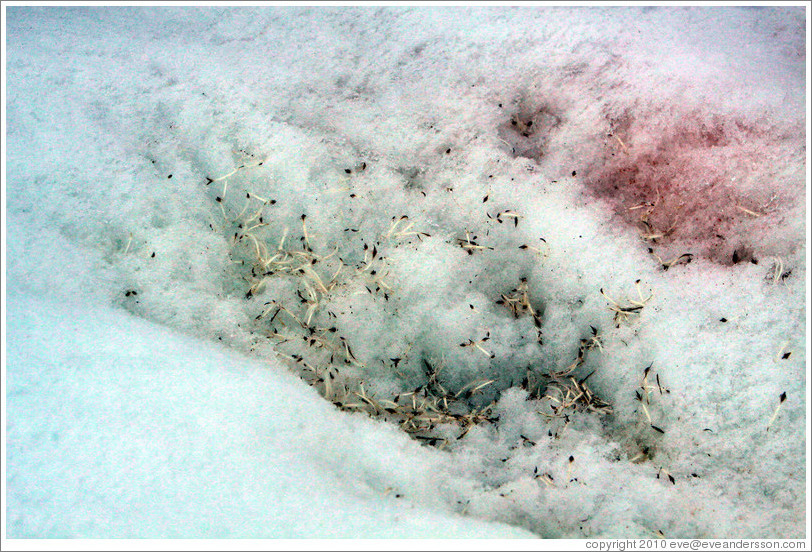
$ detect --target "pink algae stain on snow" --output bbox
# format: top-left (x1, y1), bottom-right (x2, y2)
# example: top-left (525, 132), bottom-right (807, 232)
top-left (581, 108), bottom-right (803, 266)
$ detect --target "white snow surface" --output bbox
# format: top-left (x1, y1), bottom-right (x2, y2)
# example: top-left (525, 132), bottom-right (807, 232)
top-left (3, 4), bottom-right (808, 542)
top-left (5, 294), bottom-right (535, 539)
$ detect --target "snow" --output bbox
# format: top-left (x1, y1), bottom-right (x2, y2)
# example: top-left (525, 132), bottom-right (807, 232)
top-left (3, 3), bottom-right (808, 544)
top-left (5, 294), bottom-right (536, 539)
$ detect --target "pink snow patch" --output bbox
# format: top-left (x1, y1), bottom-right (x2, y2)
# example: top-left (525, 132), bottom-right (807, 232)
top-left (582, 107), bottom-right (804, 266)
